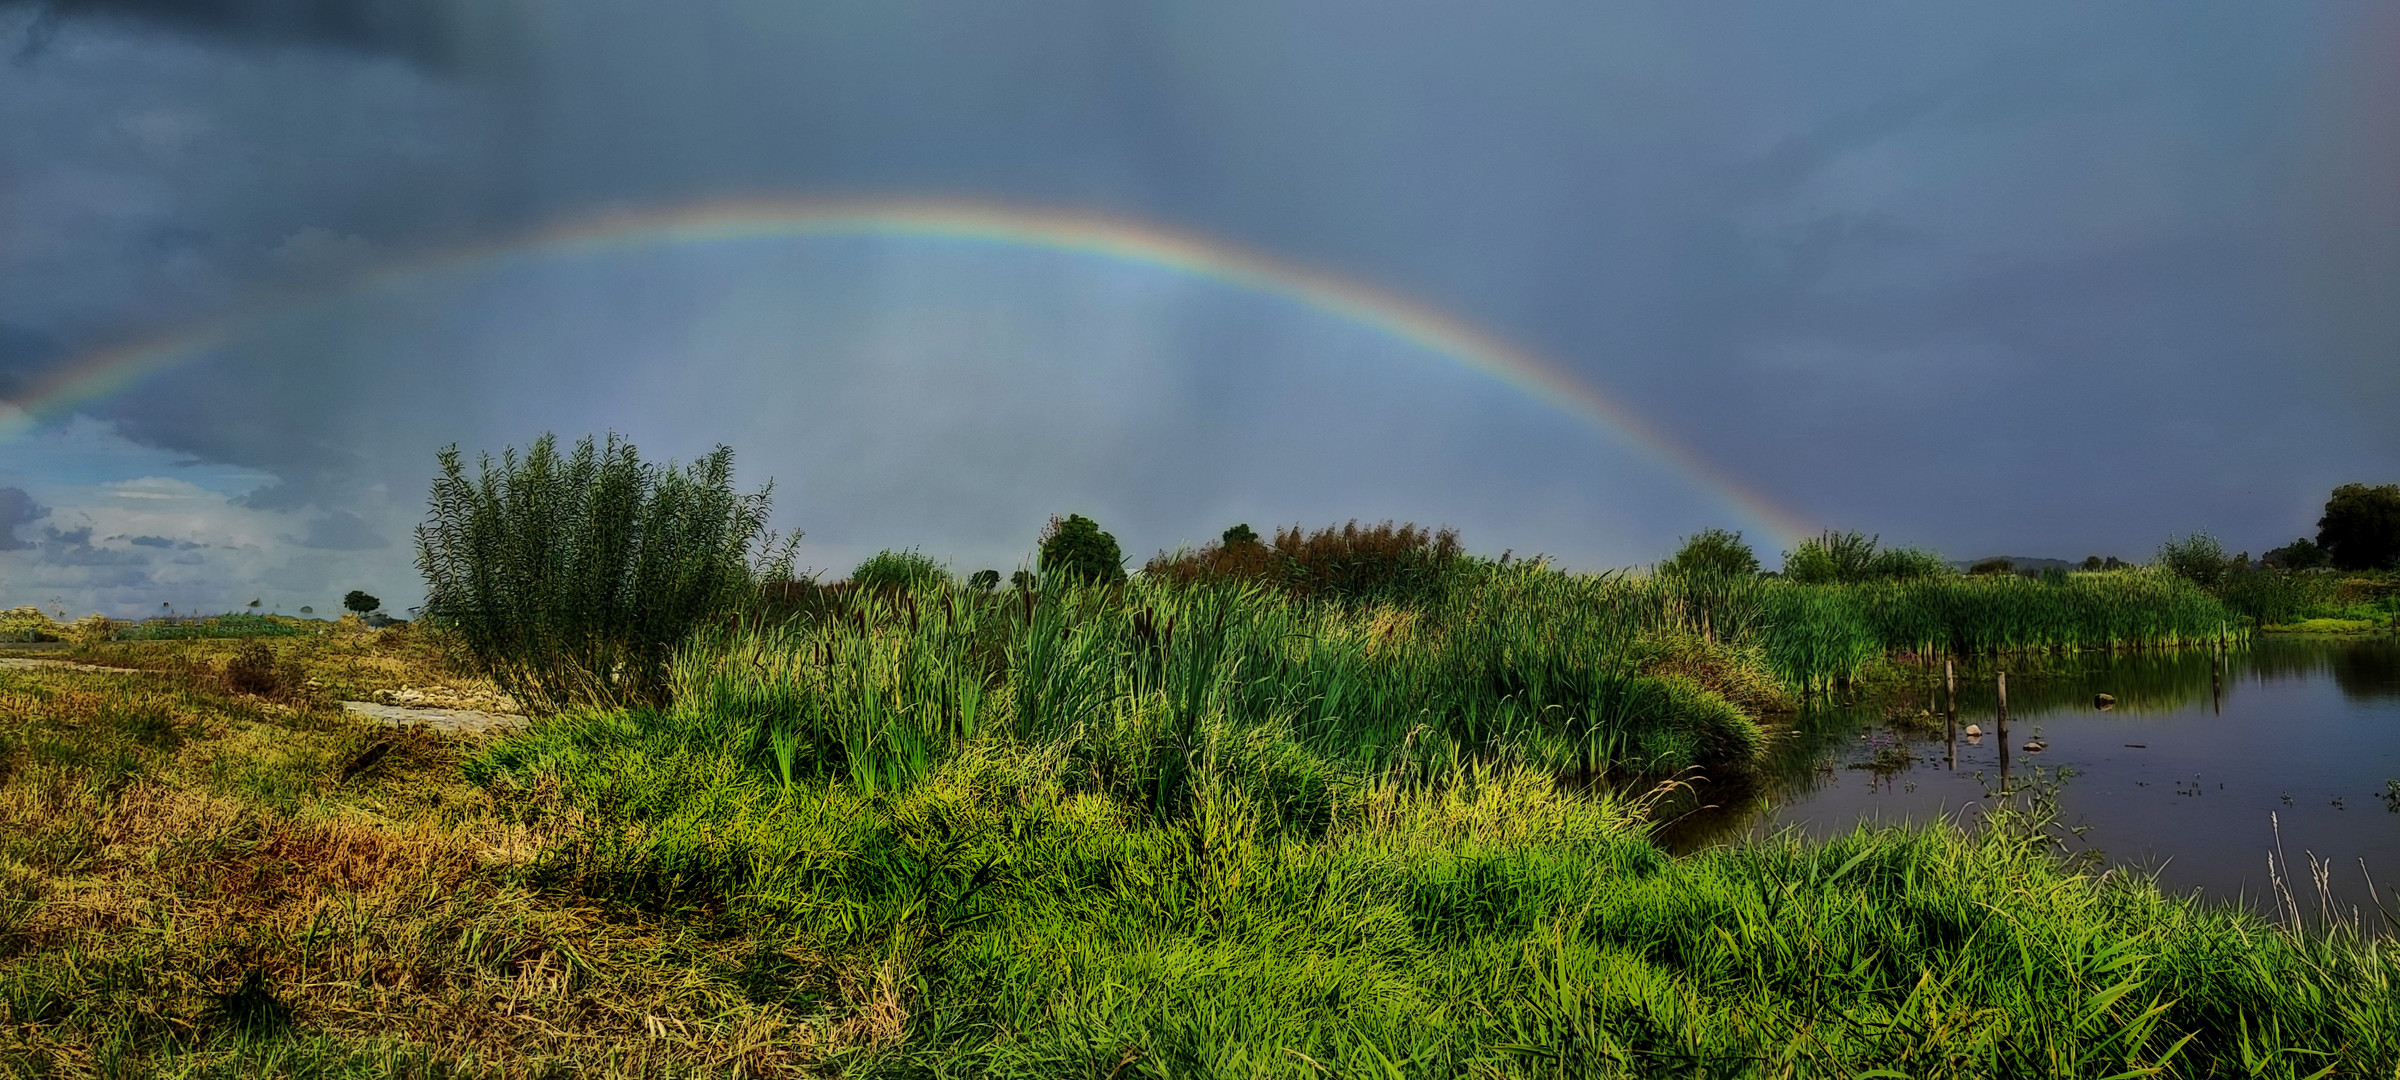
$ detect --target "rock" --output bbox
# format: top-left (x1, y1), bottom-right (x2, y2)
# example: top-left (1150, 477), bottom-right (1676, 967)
top-left (2094, 693), bottom-right (2115, 709)
top-left (1964, 724), bottom-right (1983, 737)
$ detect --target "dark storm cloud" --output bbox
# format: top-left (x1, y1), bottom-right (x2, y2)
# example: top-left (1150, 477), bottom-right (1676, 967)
top-left (8, 0), bottom-right (489, 69)
top-left (3, 0), bottom-right (2394, 610)
top-left (0, 488), bottom-right (46, 550)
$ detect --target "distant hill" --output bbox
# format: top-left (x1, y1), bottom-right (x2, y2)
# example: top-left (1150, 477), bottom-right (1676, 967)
top-left (1949, 556), bottom-right (2088, 572)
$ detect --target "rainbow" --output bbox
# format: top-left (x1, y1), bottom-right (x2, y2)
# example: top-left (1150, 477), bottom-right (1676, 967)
top-left (0, 197), bottom-right (1810, 542)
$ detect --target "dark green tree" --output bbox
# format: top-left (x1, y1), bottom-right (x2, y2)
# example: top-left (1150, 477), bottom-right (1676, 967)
top-left (1038, 514), bottom-right (1126, 585)
top-left (2263, 537), bottom-right (2330, 571)
top-left (1968, 557), bottom-right (2014, 576)
top-left (968, 569), bottom-right (1001, 592)
top-left (1659, 528), bottom-right (1759, 577)
top-left (343, 590), bottom-right (381, 615)
top-left (414, 433), bottom-right (795, 711)
top-left (2317, 483), bottom-right (2400, 571)
top-left (1221, 523), bottom-right (1261, 547)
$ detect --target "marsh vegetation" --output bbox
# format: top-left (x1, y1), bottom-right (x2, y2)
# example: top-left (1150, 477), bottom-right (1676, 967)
top-left (1, 438), bottom-right (2396, 1077)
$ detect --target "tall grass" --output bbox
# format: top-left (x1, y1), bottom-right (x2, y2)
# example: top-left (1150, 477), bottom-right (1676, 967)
top-left (663, 567), bottom-right (1766, 800)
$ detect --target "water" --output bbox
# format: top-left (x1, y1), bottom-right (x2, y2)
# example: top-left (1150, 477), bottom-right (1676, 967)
top-left (1660, 635), bottom-right (2400, 925)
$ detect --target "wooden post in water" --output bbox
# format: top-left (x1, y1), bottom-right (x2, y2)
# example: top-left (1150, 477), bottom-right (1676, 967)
top-left (1996, 670), bottom-right (2010, 789)
top-left (1944, 658), bottom-right (1957, 768)
top-left (2212, 633), bottom-right (2224, 714)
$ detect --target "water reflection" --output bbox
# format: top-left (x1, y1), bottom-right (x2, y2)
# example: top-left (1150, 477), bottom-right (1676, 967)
top-left (1658, 635), bottom-right (2400, 925)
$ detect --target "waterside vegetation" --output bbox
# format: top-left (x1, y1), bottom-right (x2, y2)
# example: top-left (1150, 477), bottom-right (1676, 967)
top-left (2, 438), bottom-right (2396, 1076)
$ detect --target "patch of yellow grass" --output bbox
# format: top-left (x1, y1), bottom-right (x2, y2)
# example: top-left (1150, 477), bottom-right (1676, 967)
top-left (0, 660), bottom-right (888, 1077)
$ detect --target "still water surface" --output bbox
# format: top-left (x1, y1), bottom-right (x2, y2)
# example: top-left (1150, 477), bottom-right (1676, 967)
top-left (1663, 636), bottom-right (2400, 923)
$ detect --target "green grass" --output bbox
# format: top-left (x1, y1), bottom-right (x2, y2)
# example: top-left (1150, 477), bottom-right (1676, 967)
top-left (3, 560), bottom-right (2384, 1076)
top-left (463, 698), bottom-right (2400, 1078)
top-left (2267, 617), bottom-right (2381, 634)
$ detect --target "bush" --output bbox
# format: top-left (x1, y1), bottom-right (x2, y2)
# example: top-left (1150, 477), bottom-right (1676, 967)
top-left (221, 639), bottom-right (286, 698)
top-left (343, 590), bottom-right (381, 615)
top-left (1784, 531), bottom-right (1949, 584)
top-left (2156, 532), bottom-right (2230, 590)
top-left (0, 606), bottom-right (61, 643)
top-left (1037, 514), bottom-right (1126, 585)
top-left (850, 549), bottom-right (949, 591)
top-left (414, 433), bottom-right (795, 711)
top-left (967, 569), bottom-right (1000, 592)
top-left (1146, 520), bottom-right (1464, 604)
top-left (1969, 557), bottom-right (2014, 576)
top-left (1659, 528), bottom-right (1759, 577)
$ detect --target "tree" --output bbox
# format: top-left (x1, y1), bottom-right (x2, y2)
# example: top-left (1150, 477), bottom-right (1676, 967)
top-left (1221, 523), bottom-right (1261, 547)
top-left (344, 590), bottom-right (381, 615)
top-left (2316, 483), bottom-right (2400, 572)
top-left (1659, 528), bottom-right (1759, 577)
top-left (2156, 532), bottom-right (2230, 589)
top-left (1968, 557), bottom-right (2014, 576)
top-left (1038, 514), bottom-right (1127, 585)
top-left (414, 433), bottom-right (795, 711)
top-left (2263, 537), bottom-right (2330, 571)
top-left (968, 569), bottom-right (1001, 592)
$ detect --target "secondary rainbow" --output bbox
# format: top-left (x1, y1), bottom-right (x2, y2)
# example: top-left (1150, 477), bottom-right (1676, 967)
top-left (0, 197), bottom-right (1810, 543)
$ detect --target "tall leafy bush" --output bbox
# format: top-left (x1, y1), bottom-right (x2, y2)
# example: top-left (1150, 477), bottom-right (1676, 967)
top-left (414, 433), bottom-right (794, 711)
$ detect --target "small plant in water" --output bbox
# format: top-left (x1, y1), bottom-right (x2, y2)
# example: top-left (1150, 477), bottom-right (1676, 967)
top-left (2379, 779), bottom-right (2400, 813)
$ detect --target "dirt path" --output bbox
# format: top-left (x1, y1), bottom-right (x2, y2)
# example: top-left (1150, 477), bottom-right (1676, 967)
top-left (338, 701), bottom-right (526, 735)
top-left (0, 656), bottom-right (142, 674)
top-left (3, 655), bottom-right (526, 734)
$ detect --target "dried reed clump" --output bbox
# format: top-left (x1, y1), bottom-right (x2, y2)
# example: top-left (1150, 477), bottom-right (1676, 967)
top-left (1144, 519), bottom-right (1462, 603)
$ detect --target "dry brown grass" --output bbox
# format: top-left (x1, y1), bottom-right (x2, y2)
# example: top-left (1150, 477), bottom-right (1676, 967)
top-left (0, 659), bottom-right (894, 1078)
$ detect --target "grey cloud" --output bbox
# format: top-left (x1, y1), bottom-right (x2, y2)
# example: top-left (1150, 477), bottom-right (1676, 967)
top-left (34, 526), bottom-right (149, 566)
top-left (291, 510), bottom-right (387, 550)
top-left (121, 534), bottom-right (198, 549)
top-left (0, 487), bottom-right (46, 550)
top-left (7, 0), bottom-right (502, 70)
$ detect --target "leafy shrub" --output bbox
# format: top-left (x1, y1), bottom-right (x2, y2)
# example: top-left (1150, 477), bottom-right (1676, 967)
top-left (0, 606), bottom-right (61, 643)
top-left (1145, 520), bottom-right (1463, 604)
top-left (221, 639), bottom-right (286, 698)
top-left (64, 615), bottom-right (117, 648)
top-left (2318, 482), bottom-right (2400, 571)
top-left (414, 433), bottom-right (796, 711)
top-left (1037, 514), bottom-right (1126, 585)
top-left (968, 569), bottom-right (1001, 592)
top-left (1220, 523), bottom-right (1260, 547)
top-left (2156, 532), bottom-right (2230, 590)
top-left (1659, 528), bottom-right (1759, 577)
top-left (343, 590), bottom-right (380, 615)
top-left (1784, 531), bottom-right (1949, 584)
top-left (850, 548), bottom-right (950, 590)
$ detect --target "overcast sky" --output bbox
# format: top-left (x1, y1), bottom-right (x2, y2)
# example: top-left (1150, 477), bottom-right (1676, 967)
top-left (3, 1), bottom-right (2396, 616)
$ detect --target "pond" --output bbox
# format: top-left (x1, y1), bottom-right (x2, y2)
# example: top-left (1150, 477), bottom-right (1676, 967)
top-left (1660, 634), bottom-right (2400, 926)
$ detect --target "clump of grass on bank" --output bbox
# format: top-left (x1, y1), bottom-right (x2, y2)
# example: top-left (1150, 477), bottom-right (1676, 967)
top-left (464, 693), bottom-right (2400, 1078)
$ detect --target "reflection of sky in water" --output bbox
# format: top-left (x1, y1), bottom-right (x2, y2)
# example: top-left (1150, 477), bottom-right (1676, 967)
top-left (1660, 637), bottom-right (2400, 926)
